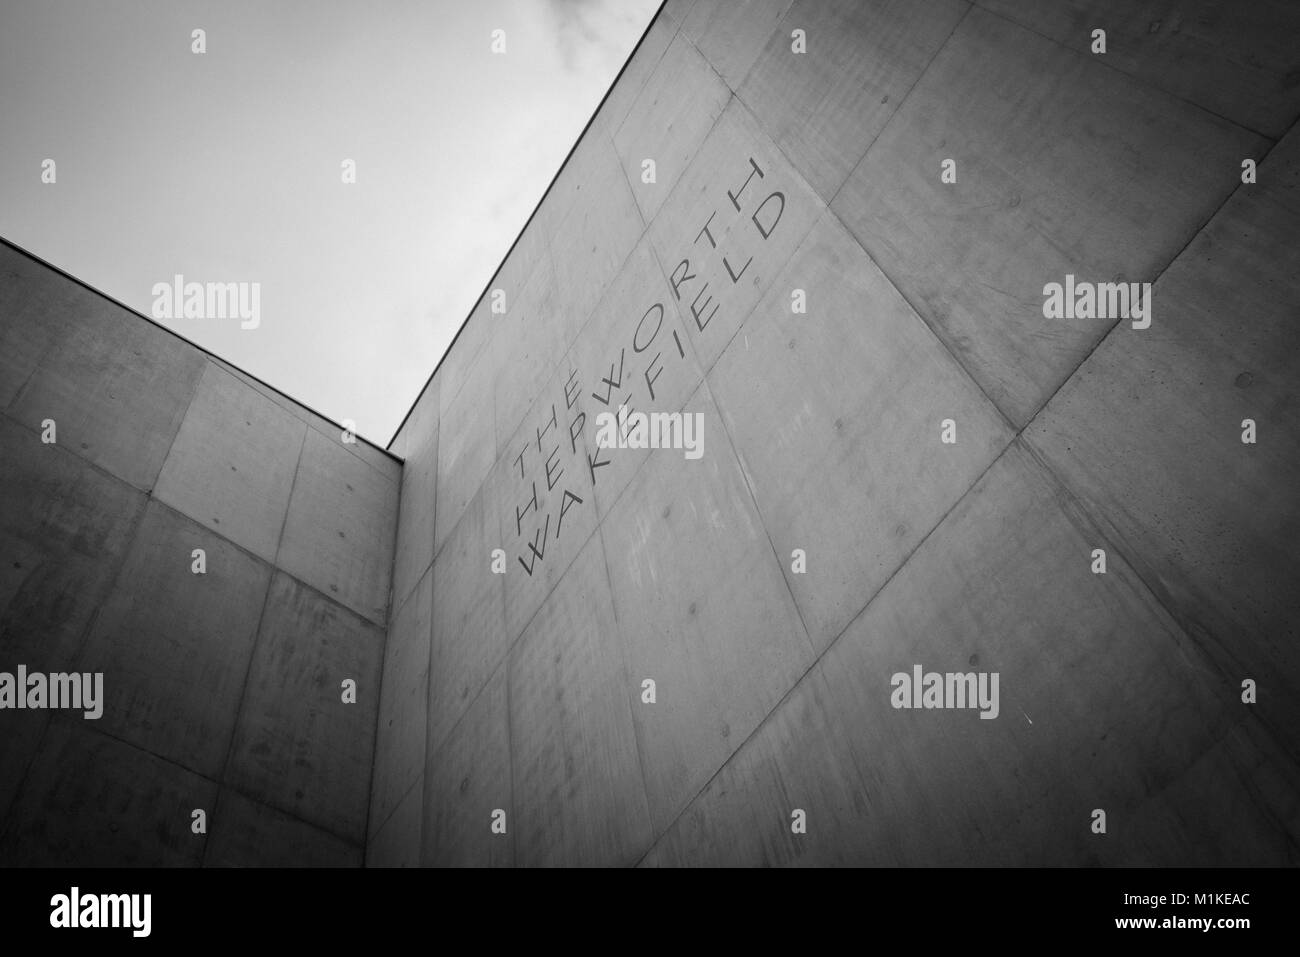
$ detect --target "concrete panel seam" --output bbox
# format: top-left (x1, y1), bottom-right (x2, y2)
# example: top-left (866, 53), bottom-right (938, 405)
top-left (149, 355), bottom-right (210, 492)
top-left (300, 415), bottom-right (403, 487)
top-left (610, 12), bottom-right (688, 148)
top-left (270, 423), bottom-right (310, 574)
top-left (715, 0), bottom-right (798, 97)
top-left (361, 626), bottom-right (385, 847)
top-left (824, 1), bottom-right (975, 213)
top-left (415, 558), bottom-right (435, 856)
top-left (47, 712), bottom-right (217, 800)
top-left (138, 495), bottom-right (387, 630)
top-left (364, 502), bottom-right (423, 849)
top-left (636, 435), bottom-right (1010, 859)
top-left (204, 785), bottom-right (364, 868)
top-left (217, 782), bottom-right (367, 857)
top-left (1017, 125), bottom-right (1292, 435)
top-left (425, 514), bottom-right (603, 761)
top-left (10, 716), bottom-right (223, 862)
top-left (198, 785), bottom-right (229, 867)
top-left (971, 0), bottom-right (1287, 143)
top-left (380, 456), bottom-right (406, 620)
top-left (703, 379), bottom-right (816, 657)
top-left (505, 632), bottom-right (517, 866)
top-left (824, 201), bottom-right (1018, 435)
top-left (211, 567), bottom-right (278, 838)
top-left (60, 471), bottom-right (153, 673)
top-left (1, 351), bottom-right (206, 495)
top-left (5, 322), bottom-right (64, 416)
top-left (364, 771), bottom-right (422, 863)
top-left (1017, 423), bottom-right (1300, 779)
top-left (0, 712), bottom-right (53, 842)
top-left (595, 518), bottom-right (663, 863)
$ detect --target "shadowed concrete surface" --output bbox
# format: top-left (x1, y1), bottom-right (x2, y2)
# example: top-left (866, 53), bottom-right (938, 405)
top-left (0, 240), bottom-right (400, 866)
top-left (2, 0), bottom-right (1298, 868)
top-left (374, 0), bottom-right (1300, 866)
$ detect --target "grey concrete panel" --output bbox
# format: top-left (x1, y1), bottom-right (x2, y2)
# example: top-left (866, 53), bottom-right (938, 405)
top-left (977, 0), bottom-right (1300, 138)
top-left (708, 212), bottom-right (1013, 649)
top-left (490, 361), bottom-right (601, 645)
top-left (601, 381), bottom-right (814, 832)
top-left (681, 0), bottom-right (794, 91)
top-left (1114, 719), bottom-right (1300, 865)
top-left (9, 288), bottom-right (206, 490)
top-left (549, 136), bottom-right (645, 353)
top-left (366, 774), bottom-right (423, 867)
top-left (636, 842), bottom-right (670, 867)
top-left (422, 662), bottom-right (513, 867)
top-left (0, 414), bottom-right (146, 671)
top-left (0, 244), bottom-right (76, 408)
top-left (0, 710), bottom-right (48, 831)
top-left (534, 118), bottom-right (622, 262)
top-left (212, 358), bottom-right (400, 484)
top-left (205, 790), bottom-right (361, 867)
top-left (225, 571), bottom-right (383, 845)
top-left (434, 295), bottom-right (496, 420)
top-left (648, 96), bottom-right (825, 374)
top-left (494, 210), bottom-right (562, 326)
top-left (738, 0), bottom-right (969, 201)
top-left (370, 566), bottom-right (431, 838)
top-left (800, 442), bottom-right (1293, 865)
top-left (508, 532), bottom-right (653, 867)
top-left (613, 33), bottom-right (732, 225)
top-left (391, 419), bottom-right (437, 615)
top-left (566, 234), bottom-right (708, 520)
top-left (492, 251), bottom-right (567, 455)
top-left (832, 7), bottom-right (1267, 427)
top-left (74, 501), bottom-right (271, 778)
top-left (651, 668), bottom-right (876, 866)
top-left (9, 0), bottom-right (1298, 871)
top-left (428, 485), bottom-right (506, 755)
top-left (389, 367), bottom-right (438, 461)
top-left (660, 1), bottom-right (700, 31)
top-left (434, 337), bottom-right (497, 559)
top-left (0, 722), bottom-right (215, 867)
top-left (277, 427), bottom-right (399, 625)
top-left (1025, 128), bottom-right (1300, 755)
top-left (597, 1), bottom-right (690, 136)
top-left (154, 362), bottom-right (308, 563)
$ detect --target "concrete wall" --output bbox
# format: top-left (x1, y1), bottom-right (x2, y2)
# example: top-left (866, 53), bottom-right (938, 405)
top-left (0, 241), bottom-right (401, 866)
top-left (372, 0), bottom-right (1300, 865)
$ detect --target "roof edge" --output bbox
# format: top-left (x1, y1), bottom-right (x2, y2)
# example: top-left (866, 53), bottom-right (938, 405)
top-left (0, 234), bottom-right (404, 465)
top-left (384, 0), bottom-right (669, 449)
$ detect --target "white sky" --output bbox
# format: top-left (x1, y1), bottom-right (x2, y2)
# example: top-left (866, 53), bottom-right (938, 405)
top-left (0, 0), bottom-right (660, 446)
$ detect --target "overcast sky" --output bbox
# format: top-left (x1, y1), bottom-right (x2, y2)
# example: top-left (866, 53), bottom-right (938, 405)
top-left (0, 0), bottom-right (659, 445)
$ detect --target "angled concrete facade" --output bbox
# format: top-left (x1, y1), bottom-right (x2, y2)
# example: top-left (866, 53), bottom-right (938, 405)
top-left (373, 0), bottom-right (1300, 866)
top-left (2, 0), bottom-right (1298, 869)
top-left (0, 240), bottom-right (400, 866)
